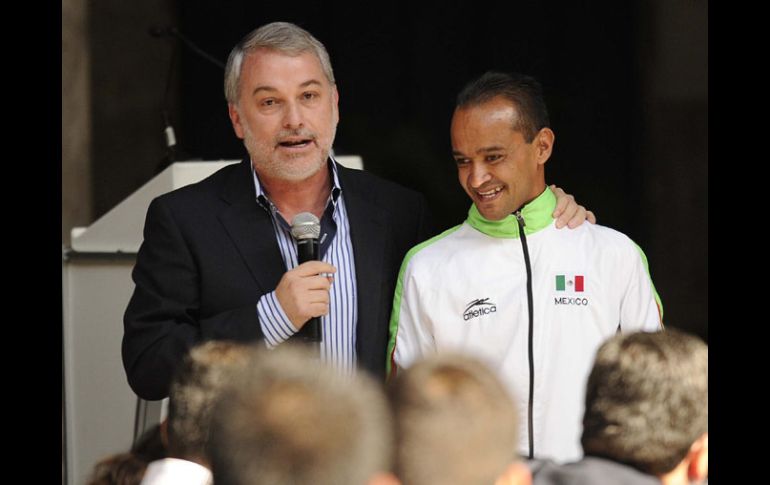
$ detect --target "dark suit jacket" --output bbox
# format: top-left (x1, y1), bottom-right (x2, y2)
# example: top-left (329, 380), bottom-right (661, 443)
top-left (123, 159), bottom-right (433, 400)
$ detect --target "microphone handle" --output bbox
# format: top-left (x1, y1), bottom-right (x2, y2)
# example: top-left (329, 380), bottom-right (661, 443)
top-left (296, 238), bottom-right (322, 343)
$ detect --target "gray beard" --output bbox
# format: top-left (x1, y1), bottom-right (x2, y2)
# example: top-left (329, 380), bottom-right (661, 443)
top-left (243, 124), bottom-right (337, 182)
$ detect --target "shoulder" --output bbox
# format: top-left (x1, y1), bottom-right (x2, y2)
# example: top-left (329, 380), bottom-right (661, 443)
top-left (401, 224), bottom-right (467, 270)
top-left (552, 222), bottom-right (645, 259)
top-left (533, 457), bottom-right (659, 485)
top-left (149, 160), bottom-right (249, 216)
top-left (337, 165), bottom-right (426, 206)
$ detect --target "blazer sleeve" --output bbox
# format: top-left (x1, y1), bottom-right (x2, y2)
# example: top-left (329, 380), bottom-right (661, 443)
top-left (384, 193), bottom-right (437, 379)
top-left (122, 198), bottom-right (264, 400)
top-left (415, 193), bottom-right (438, 246)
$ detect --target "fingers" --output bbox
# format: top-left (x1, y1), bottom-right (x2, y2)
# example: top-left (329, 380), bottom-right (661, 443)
top-left (553, 196), bottom-right (577, 228)
top-left (294, 260), bottom-right (336, 276)
top-left (305, 289), bottom-right (332, 317)
top-left (275, 262), bottom-right (337, 328)
top-left (566, 205), bottom-right (587, 229)
top-left (550, 184), bottom-right (593, 229)
top-left (551, 186), bottom-right (577, 228)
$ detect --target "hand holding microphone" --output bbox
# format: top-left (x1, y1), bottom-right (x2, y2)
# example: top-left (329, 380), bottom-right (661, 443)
top-left (274, 213), bottom-right (333, 342)
top-left (274, 261), bottom-right (334, 334)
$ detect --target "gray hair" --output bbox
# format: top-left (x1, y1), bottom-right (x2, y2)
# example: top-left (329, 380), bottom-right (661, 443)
top-left (224, 21), bottom-right (335, 104)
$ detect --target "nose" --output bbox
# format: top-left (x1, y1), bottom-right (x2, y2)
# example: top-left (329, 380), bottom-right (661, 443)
top-left (282, 100), bottom-right (304, 129)
top-left (467, 162), bottom-right (491, 189)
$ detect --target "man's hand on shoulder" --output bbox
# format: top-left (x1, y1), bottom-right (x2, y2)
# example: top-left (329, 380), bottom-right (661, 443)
top-left (550, 184), bottom-right (596, 229)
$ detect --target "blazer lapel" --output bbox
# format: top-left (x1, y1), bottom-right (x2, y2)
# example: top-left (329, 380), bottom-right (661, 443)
top-left (218, 160), bottom-right (285, 293)
top-left (338, 166), bottom-right (390, 357)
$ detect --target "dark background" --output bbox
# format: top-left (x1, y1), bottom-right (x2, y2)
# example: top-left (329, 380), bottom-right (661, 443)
top-left (87, 1), bottom-right (707, 340)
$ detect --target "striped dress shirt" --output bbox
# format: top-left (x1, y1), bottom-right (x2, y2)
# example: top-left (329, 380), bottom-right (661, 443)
top-left (253, 160), bottom-right (358, 374)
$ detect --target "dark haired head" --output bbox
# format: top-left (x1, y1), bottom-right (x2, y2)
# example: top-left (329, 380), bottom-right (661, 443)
top-left (456, 71), bottom-right (549, 142)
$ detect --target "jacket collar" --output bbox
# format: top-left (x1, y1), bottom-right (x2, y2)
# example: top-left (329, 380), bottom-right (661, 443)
top-left (466, 187), bottom-right (555, 239)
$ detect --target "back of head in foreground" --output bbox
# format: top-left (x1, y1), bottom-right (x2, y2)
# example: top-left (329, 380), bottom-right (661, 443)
top-left (208, 344), bottom-right (396, 485)
top-left (582, 329), bottom-right (708, 484)
top-left (166, 340), bottom-right (253, 465)
top-left (86, 423), bottom-right (167, 485)
top-left (389, 353), bottom-right (531, 485)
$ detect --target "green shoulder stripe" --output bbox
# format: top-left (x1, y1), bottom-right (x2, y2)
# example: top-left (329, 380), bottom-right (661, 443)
top-left (633, 241), bottom-right (665, 327)
top-left (385, 224), bottom-right (463, 378)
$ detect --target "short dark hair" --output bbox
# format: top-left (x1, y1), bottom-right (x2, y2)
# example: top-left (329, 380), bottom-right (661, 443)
top-left (456, 71), bottom-right (550, 142)
top-left (581, 329), bottom-right (708, 475)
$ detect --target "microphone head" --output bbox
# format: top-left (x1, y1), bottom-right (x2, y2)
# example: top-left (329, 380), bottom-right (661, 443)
top-left (290, 212), bottom-right (321, 240)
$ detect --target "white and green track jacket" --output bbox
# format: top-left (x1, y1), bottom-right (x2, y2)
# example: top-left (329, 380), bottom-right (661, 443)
top-left (387, 188), bottom-right (663, 464)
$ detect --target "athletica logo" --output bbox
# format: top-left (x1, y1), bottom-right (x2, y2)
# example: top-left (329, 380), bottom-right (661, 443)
top-left (463, 298), bottom-right (497, 321)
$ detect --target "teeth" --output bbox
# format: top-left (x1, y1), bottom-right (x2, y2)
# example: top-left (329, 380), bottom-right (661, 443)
top-left (280, 140), bottom-right (310, 147)
top-left (477, 187), bottom-right (502, 197)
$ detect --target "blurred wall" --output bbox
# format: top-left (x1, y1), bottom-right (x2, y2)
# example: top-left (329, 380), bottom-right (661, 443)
top-left (62, 0), bottom-right (91, 246)
top-left (89, 0), bottom-right (179, 222)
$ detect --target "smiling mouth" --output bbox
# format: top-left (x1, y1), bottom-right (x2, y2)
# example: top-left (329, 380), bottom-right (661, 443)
top-left (475, 186), bottom-right (503, 201)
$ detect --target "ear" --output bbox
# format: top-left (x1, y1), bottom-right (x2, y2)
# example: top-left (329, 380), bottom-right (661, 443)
top-left (331, 85), bottom-right (340, 125)
top-left (687, 433), bottom-right (709, 483)
top-left (533, 128), bottom-right (555, 166)
top-left (228, 103), bottom-right (245, 139)
top-left (494, 461), bottom-right (532, 485)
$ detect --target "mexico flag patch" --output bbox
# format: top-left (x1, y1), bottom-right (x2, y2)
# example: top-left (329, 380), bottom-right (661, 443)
top-left (555, 274), bottom-right (584, 292)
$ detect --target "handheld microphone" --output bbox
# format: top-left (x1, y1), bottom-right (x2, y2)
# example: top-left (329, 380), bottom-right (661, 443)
top-left (290, 212), bottom-right (323, 343)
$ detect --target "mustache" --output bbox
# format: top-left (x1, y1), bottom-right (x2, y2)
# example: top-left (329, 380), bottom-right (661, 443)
top-left (275, 129), bottom-right (317, 142)
top-left (472, 182), bottom-right (502, 192)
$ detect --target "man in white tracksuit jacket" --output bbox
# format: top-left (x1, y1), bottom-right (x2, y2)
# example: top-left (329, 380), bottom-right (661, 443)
top-left (387, 72), bottom-right (663, 464)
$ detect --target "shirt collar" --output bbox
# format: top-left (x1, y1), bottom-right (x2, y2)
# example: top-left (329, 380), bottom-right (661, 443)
top-left (251, 157), bottom-right (342, 213)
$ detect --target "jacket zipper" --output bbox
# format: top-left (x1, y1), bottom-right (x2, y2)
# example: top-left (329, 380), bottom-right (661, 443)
top-left (515, 209), bottom-right (535, 459)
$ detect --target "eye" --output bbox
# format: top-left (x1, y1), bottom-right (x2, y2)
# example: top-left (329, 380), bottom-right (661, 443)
top-left (485, 154), bottom-right (503, 162)
top-left (302, 92), bottom-right (318, 101)
top-left (261, 98), bottom-right (277, 107)
top-left (454, 158), bottom-right (470, 167)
